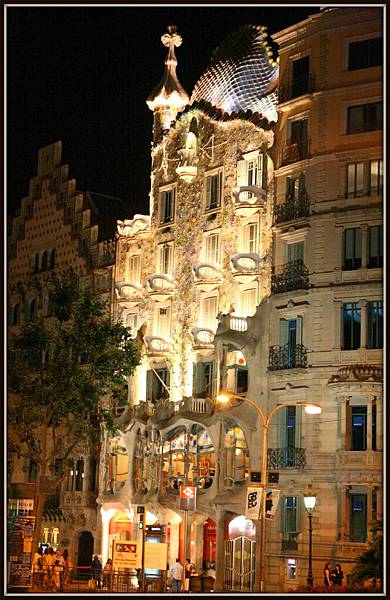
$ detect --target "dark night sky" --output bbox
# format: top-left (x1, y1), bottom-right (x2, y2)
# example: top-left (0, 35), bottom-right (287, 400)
top-left (7, 5), bottom-right (321, 218)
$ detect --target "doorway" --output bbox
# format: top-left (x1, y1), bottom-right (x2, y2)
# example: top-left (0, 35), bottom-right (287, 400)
top-left (77, 531), bottom-right (94, 578)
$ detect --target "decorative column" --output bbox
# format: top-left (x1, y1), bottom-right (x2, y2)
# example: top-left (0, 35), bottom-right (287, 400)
top-left (214, 507), bottom-right (225, 592)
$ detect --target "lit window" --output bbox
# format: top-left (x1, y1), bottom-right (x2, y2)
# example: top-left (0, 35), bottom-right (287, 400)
top-left (128, 255), bottom-right (141, 284)
top-left (367, 225), bottom-right (383, 268)
top-left (201, 296), bottom-right (218, 332)
top-left (342, 228), bottom-right (362, 270)
top-left (346, 162), bottom-right (364, 198)
top-left (369, 160), bottom-right (383, 195)
top-left (126, 313), bottom-right (138, 337)
top-left (156, 306), bottom-right (171, 339)
top-left (205, 233), bottom-right (220, 264)
top-left (287, 558), bottom-right (297, 580)
top-left (243, 223), bottom-right (258, 254)
top-left (157, 243), bottom-right (173, 275)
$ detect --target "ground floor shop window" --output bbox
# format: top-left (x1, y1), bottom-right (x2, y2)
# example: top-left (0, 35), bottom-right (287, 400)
top-left (287, 558), bottom-right (297, 580)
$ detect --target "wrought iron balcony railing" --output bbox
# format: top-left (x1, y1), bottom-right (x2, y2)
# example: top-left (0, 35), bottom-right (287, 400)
top-left (279, 74), bottom-right (315, 103)
top-left (274, 193), bottom-right (310, 225)
top-left (281, 139), bottom-right (309, 166)
top-left (271, 260), bottom-right (309, 294)
top-left (267, 447), bottom-right (306, 469)
top-left (269, 344), bottom-right (308, 370)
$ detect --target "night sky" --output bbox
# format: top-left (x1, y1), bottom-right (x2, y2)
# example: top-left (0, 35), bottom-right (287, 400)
top-left (7, 5), bottom-right (321, 218)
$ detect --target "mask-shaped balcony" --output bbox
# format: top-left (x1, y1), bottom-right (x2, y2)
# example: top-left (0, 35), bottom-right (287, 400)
top-left (146, 274), bottom-right (176, 300)
top-left (117, 214), bottom-right (151, 236)
top-left (177, 396), bottom-right (215, 418)
top-left (115, 282), bottom-right (144, 302)
top-left (191, 327), bottom-right (215, 348)
top-left (231, 252), bottom-right (261, 282)
top-left (193, 262), bottom-right (223, 291)
top-left (144, 335), bottom-right (175, 356)
top-left (232, 185), bottom-right (266, 216)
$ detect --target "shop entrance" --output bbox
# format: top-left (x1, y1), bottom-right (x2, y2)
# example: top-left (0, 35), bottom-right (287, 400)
top-left (77, 531), bottom-right (94, 578)
top-left (224, 515), bottom-right (256, 592)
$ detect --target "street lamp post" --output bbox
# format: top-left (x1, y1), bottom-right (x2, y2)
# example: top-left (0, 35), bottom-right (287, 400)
top-left (217, 392), bottom-right (321, 593)
top-left (303, 484), bottom-right (317, 588)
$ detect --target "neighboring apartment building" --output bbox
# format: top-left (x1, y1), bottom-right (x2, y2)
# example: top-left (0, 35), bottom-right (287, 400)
top-left (98, 7), bottom-right (383, 593)
top-left (8, 141), bottom-right (128, 575)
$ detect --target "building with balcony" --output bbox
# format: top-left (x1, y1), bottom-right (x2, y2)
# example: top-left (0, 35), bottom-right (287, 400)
top-left (99, 7), bottom-right (382, 593)
top-left (7, 141), bottom-right (129, 573)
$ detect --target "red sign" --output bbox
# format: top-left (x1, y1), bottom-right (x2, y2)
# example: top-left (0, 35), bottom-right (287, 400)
top-left (179, 485), bottom-right (197, 511)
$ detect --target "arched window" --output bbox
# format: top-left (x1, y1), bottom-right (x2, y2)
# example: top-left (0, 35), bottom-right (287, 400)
top-left (12, 304), bottom-right (21, 325)
top-left (30, 299), bottom-right (37, 320)
top-left (49, 249), bottom-right (56, 270)
top-left (41, 250), bottom-right (48, 271)
top-left (75, 459), bottom-right (84, 491)
top-left (67, 461), bottom-right (75, 491)
top-left (88, 457), bottom-right (97, 492)
top-left (224, 419), bottom-right (249, 489)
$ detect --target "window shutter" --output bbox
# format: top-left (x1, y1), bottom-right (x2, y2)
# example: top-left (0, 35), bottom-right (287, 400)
top-left (299, 173), bottom-right (305, 196)
top-left (261, 153), bottom-right (267, 189)
top-left (237, 160), bottom-right (248, 187)
top-left (355, 228), bottom-right (362, 259)
top-left (280, 495), bottom-right (286, 532)
top-left (295, 406), bottom-right (302, 447)
top-left (193, 363), bottom-right (198, 396)
top-left (277, 407), bottom-right (288, 448)
top-left (146, 370), bottom-right (154, 401)
top-left (286, 178), bottom-right (294, 196)
top-left (218, 171), bottom-right (223, 205)
top-left (280, 319), bottom-right (289, 346)
top-left (211, 361), bottom-right (219, 398)
top-left (206, 176), bottom-right (212, 208)
top-left (296, 496), bottom-right (303, 533)
top-left (257, 153), bottom-right (264, 187)
top-left (296, 316), bottom-right (303, 345)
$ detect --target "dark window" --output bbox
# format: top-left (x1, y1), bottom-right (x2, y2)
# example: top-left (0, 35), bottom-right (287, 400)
top-left (29, 299), bottom-right (37, 320)
top-left (12, 304), bottom-right (21, 325)
top-left (160, 189), bottom-right (175, 223)
top-left (28, 459), bottom-right (38, 482)
top-left (351, 406), bottom-right (367, 450)
top-left (286, 174), bottom-right (305, 200)
top-left (342, 303), bottom-right (361, 350)
top-left (342, 228), bottom-right (362, 270)
top-left (236, 368), bottom-right (248, 395)
top-left (350, 493), bottom-right (367, 542)
top-left (369, 160), bottom-right (383, 195)
top-left (34, 253), bottom-right (40, 273)
top-left (89, 457), bottom-right (97, 492)
top-left (347, 102), bottom-right (382, 134)
top-left (367, 225), bottom-right (383, 268)
top-left (49, 249), bottom-right (56, 270)
top-left (367, 301), bottom-right (383, 349)
top-left (206, 172), bottom-right (222, 210)
top-left (348, 37), bottom-right (382, 70)
top-left (41, 250), bottom-right (48, 271)
top-left (286, 406), bottom-right (296, 448)
top-left (291, 118), bottom-right (308, 147)
top-left (67, 462), bottom-right (75, 491)
top-left (75, 459), bottom-right (84, 491)
top-left (291, 55), bottom-right (310, 97)
top-left (372, 489), bottom-right (377, 520)
top-left (284, 496), bottom-right (298, 533)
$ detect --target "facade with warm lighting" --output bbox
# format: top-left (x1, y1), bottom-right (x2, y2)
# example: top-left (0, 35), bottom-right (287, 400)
top-left (7, 141), bottom-right (127, 568)
top-left (99, 8), bottom-right (382, 592)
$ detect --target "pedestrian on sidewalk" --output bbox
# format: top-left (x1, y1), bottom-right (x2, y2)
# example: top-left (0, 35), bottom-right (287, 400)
top-left (169, 558), bottom-right (184, 593)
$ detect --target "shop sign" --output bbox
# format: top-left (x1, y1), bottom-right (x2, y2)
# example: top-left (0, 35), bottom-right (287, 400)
top-left (265, 488), bottom-right (280, 520)
top-left (179, 485), bottom-right (197, 511)
top-left (145, 542), bottom-right (168, 570)
top-left (113, 541), bottom-right (140, 570)
top-left (7, 502), bottom-right (35, 588)
top-left (245, 486), bottom-right (262, 520)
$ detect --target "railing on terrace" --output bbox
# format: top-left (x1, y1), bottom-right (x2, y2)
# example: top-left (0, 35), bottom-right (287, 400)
top-left (269, 344), bottom-right (308, 370)
top-left (278, 74), bottom-right (315, 103)
top-left (271, 260), bottom-right (309, 294)
top-left (274, 193), bottom-right (310, 225)
top-left (230, 315), bottom-right (248, 332)
top-left (281, 139), bottom-right (309, 166)
top-left (267, 447), bottom-right (306, 469)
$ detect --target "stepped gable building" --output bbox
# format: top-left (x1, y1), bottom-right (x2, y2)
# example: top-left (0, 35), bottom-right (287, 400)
top-left (99, 7), bottom-right (382, 593)
top-left (8, 141), bottom-right (129, 566)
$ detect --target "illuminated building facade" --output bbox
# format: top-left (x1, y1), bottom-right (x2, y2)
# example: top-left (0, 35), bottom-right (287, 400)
top-left (99, 7), bottom-right (382, 592)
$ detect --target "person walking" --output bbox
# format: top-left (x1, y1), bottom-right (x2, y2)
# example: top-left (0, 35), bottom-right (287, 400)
top-left (91, 555), bottom-right (102, 590)
top-left (42, 547), bottom-right (54, 590)
top-left (323, 562), bottom-right (332, 587)
top-left (183, 558), bottom-right (194, 593)
top-left (31, 547), bottom-right (44, 588)
top-left (62, 549), bottom-right (73, 586)
top-left (332, 563), bottom-right (344, 586)
top-left (169, 558), bottom-right (184, 593)
top-left (102, 558), bottom-right (113, 590)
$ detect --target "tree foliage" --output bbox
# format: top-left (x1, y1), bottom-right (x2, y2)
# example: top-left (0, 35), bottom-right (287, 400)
top-left (8, 270), bottom-right (141, 479)
top-left (348, 520), bottom-right (383, 584)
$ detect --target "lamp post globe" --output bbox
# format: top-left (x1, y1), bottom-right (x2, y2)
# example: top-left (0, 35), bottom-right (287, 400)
top-left (304, 485), bottom-right (317, 587)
